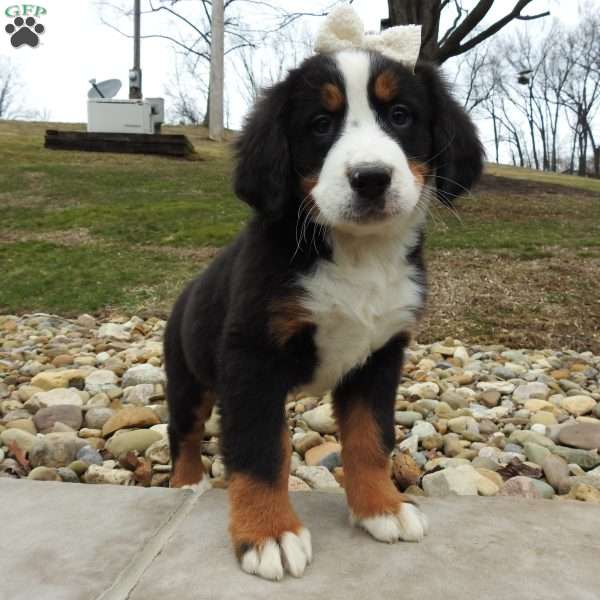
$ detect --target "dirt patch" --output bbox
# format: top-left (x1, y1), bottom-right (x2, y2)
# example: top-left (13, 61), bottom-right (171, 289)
top-left (419, 247), bottom-right (600, 353)
top-left (143, 245), bottom-right (220, 262)
top-left (0, 228), bottom-right (94, 245)
top-left (475, 174), bottom-right (599, 199)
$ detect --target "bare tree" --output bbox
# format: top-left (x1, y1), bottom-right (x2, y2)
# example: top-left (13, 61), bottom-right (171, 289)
top-left (0, 58), bottom-right (19, 119)
top-left (454, 44), bottom-right (497, 113)
top-left (387, 0), bottom-right (550, 64)
top-left (98, 1), bottom-right (341, 124)
top-left (560, 10), bottom-right (600, 176)
top-left (233, 24), bottom-right (313, 108)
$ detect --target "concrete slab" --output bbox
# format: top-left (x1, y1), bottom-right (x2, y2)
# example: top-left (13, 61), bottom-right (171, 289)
top-left (133, 490), bottom-right (600, 600)
top-left (1, 480), bottom-right (599, 600)
top-left (0, 479), bottom-right (188, 600)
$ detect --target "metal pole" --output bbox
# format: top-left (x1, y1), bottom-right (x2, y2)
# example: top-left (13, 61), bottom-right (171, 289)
top-left (129, 0), bottom-right (142, 99)
top-left (209, 0), bottom-right (224, 141)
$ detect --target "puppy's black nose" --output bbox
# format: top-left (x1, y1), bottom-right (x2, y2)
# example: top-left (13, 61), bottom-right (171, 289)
top-left (349, 166), bottom-right (392, 199)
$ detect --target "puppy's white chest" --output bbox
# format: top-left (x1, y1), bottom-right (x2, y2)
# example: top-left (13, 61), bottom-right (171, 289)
top-left (298, 236), bottom-right (422, 394)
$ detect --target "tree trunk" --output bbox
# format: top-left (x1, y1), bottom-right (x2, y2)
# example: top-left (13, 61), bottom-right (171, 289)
top-left (208, 0), bottom-right (224, 141)
top-left (492, 111), bottom-right (500, 163)
top-left (594, 147), bottom-right (600, 179)
top-left (387, 0), bottom-right (441, 62)
top-left (202, 91), bottom-right (210, 128)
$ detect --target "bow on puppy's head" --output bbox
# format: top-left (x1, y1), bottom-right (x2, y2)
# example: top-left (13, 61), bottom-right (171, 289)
top-left (314, 5), bottom-right (422, 71)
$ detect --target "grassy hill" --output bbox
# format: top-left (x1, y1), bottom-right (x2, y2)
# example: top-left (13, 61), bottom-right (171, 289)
top-left (1, 120), bottom-right (599, 352)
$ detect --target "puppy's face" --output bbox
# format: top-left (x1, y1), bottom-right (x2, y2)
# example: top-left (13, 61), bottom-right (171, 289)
top-left (288, 51), bottom-right (432, 234)
top-left (234, 49), bottom-right (483, 233)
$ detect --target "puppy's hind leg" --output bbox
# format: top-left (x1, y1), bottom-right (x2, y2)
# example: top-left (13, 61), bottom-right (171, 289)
top-left (166, 351), bottom-right (215, 492)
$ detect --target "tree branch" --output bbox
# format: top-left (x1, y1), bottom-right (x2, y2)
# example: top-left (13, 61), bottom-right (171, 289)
top-left (437, 0), bottom-right (549, 63)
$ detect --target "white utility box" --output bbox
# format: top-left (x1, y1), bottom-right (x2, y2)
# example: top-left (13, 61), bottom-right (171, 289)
top-left (87, 98), bottom-right (164, 134)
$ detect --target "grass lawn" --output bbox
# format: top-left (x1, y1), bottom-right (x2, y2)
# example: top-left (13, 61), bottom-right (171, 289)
top-left (1, 120), bottom-right (599, 352)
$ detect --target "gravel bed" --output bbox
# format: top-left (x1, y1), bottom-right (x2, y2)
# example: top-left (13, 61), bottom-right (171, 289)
top-left (1, 313), bottom-right (599, 503)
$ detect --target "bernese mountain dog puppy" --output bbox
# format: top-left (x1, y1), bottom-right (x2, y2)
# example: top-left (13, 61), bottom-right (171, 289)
top-left (165, 48), bottom-right (483, 580)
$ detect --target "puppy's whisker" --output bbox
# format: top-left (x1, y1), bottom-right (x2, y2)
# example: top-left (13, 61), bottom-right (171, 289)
top-left (430, 174), bottom-right (477, 203)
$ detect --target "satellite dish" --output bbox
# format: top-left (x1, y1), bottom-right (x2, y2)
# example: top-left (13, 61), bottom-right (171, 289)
top-left (88, 79), bottom-right (122, 99)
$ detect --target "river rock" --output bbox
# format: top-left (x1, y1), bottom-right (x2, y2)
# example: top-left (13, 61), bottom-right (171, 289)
top-left (295, 465), bottom-right (339, 489)
top-left (28, 466), bottom-right (61, 481)
top-left (4, 418), bottom-right (36, 434)
top-left (83, 464), bottom-right (134, 485)
top-left (85, 369), bottom-right (119, 395)
top-left (302, 404), bottom-right (337, 434)
top-left (122, 364), bottom-right (165, 388)
top-left (552, 446), bottom-right (600, 469)
top-left (560, 396), bottom-right (596, 416)
top-left (85, 407), bottom-right (115, 429)
top-left (392, 453), bottom-right (421, 491)
top-left (29, 388), bottom-right (84, 409)
top-left (566, 483), bottom-right (600, 503)
top-left (102, 407), bottom-right (160, 437)
top-left (512, 383), bottom-right (550, 403)
top-left (422, 465), bottom-right (479, 497)
top-left (498, 476), bottom-right (541, 498)
top-left (542, 454), bottom-right (569, 491)
top-left (288, 475), bottom-right (311, 491)
top-left (448, 416), bottom-right (479, 436)
top-left (411, 421), bottom-right (437, 440)
top-left (76, 445), bottom-right (103, 465)
top-left (395, 411), bottom-right (422, 427)
top-left (407, 382), bottom-right (439, 399)
top-left (97, 323), bottom-right (130, 341)
top-left (122, 384), bottom-right (158, 406)
top-left (557, 423), bottom-right (600, 450)
top-left (0, 428), bottom-right (37, 453)
top-left (33, 405), bottom-right (82, 433)
top-left (145, 438), bottom-right (170, 464)
top-left (30, 369), bottom-right (87, 391)
top-left (524, 442), bottom-right (551, 466)
top-left (292, 432), bottom-right (323, 455)
top-left (531, 479), bottom-right (555, 499)
top-left (29, 435), bottom-right (83, 468)
top-left (106, 429), bottom-right (163, 458)
top-left (305, 442), bottom-right (341, 467)
top-left (508, 430), bottom-right (555, 449)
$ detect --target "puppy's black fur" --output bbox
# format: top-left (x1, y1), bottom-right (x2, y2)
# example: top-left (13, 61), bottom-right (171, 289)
top-left (165, 51), bottom-right (483, 561)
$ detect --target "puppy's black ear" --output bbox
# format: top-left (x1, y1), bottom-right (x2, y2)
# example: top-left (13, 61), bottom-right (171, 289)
top-left (416, 63), bottom-right (484, 205)
top-left (233, 79), bottom-right (291, 219)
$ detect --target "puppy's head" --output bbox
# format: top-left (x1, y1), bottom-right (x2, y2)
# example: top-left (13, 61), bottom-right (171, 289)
top-left (234, 50), bottom-right (483, 232)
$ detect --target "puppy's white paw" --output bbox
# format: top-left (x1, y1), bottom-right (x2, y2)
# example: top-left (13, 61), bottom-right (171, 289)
top-left (240, 528), bottom-right (312, 581)
top-left (355, 503), bottom-right (429, 543)
top-left (181, 477), bottom-right (211, 496)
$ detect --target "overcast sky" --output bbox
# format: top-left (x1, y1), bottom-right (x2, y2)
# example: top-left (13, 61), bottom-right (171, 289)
top-left (0, 0), bottom-right (591, 126)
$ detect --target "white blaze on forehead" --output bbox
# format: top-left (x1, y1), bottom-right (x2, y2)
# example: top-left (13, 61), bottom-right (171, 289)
top-left (335, 50), bottom-right (374, 129)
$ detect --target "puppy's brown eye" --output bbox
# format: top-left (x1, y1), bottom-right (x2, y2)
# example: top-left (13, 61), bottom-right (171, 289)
top-left (390, 104), bottom-right (412, 128)
top-left (311, 114), bottom-right (334, 136)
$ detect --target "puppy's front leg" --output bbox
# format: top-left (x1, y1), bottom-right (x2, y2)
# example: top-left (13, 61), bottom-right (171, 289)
top-left (334, 336), bottom-right (429, 543)
top-left (220, 352), bottom-right (312, 581)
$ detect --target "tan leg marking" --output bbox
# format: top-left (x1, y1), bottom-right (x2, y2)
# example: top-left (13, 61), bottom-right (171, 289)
top-left (336, 402), bottom-right (406, 519)
top-left (170, 392), bottom-right (216, 488)
top-left (229, 429), bottom-right (302, 556)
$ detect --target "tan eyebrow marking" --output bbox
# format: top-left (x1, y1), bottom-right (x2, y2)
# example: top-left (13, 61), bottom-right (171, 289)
top-left (374, 70), bottom-right (399, 103)
top-left (321, 83), bottom-right (344, 112)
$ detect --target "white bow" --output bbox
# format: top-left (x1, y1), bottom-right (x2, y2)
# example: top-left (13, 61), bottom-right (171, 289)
top-left (314, 5), bottom-right (422, 71)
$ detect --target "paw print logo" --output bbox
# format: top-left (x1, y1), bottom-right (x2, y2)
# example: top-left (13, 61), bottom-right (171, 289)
top-left (5, 16), bottom-right (45, 48)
